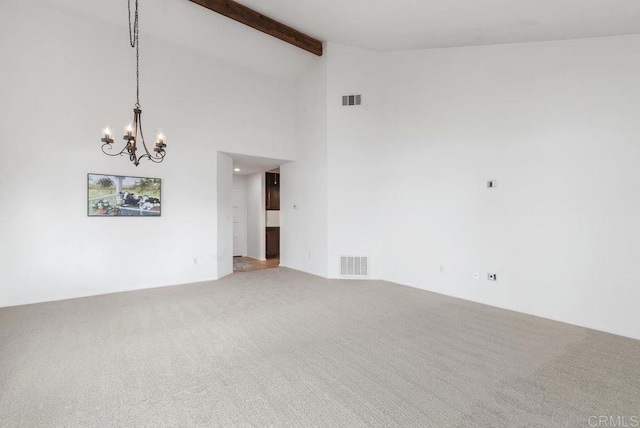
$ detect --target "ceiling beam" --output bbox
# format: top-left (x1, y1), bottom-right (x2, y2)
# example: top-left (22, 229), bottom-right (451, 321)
top-left (188, 0), bottom-right (323, 56)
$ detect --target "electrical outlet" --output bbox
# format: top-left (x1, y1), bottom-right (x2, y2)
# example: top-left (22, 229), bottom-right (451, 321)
top-left (487, 180), bottom-right (497, 188)
top-left (488, 273), bottom-right (497, 281)
top-left (473, 272), bottom-right (479, 280)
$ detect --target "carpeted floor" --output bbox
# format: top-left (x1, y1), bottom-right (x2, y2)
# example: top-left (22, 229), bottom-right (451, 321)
top-left (0, 268), bottom-right (638, 427)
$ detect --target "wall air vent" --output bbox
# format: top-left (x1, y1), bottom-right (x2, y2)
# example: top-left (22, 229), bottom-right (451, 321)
top-left (342, 94), bottom-right (362, 106)
top-left (340, 256), bottom-right (369, 278)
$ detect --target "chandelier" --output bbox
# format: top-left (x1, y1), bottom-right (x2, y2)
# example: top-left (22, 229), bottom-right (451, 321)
top-left (101, 0), bottom-right (166, 166)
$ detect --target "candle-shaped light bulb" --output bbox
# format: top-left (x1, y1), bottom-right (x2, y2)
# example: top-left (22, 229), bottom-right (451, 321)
top-left (155, 130), bottom-right (166, 147)
top-left (126, 124), bottom-right (133, 137)
top-left (104, 127), bottom-right (111, 138)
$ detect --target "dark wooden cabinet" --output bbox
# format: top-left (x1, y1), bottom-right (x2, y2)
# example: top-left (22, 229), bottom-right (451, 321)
top-left (266, 172), bottom-right (280, 210)
top-left (266, 227), bottom-right (280, 259)
top-left (265, 172), bottom-right (280, 259)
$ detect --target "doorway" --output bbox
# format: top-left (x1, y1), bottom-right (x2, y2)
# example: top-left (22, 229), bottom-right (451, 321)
top-left (224, 153), bottom-right (288, 274)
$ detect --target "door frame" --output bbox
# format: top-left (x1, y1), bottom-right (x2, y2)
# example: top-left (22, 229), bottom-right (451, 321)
top-left (232, 185), bottom-right (247, 257)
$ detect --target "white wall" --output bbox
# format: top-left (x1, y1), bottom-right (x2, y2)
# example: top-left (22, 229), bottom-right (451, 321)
top-left (280, 53), bottom-right (329, 277)
top-left (0, 0), bottom-right (295, 306)
top-left (325, 43), bottom-right (385, 278)
top-left (380, 36), bottom-right (640, 339)
top-left (232, 174), bottom-right (248, 257)
top-left (217, 153), bottom-right (234, 277)
top-left (322, 36), bottom-right (640, 339)
top-left (246, 172), bottom-right (266, 260)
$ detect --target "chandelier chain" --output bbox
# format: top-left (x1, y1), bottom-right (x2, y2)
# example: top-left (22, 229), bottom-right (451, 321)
top-left (128, 0), bottom-right (140, 108)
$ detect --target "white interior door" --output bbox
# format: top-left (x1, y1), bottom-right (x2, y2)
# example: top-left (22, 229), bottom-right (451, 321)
top-left (232, 187), bottom-right (244, 257)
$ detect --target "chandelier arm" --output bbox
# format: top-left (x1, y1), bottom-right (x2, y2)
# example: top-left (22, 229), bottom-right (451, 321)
top-left (101, 143), bottom-right (130, 157)
top-left (137, 152), bottom-right (166, 164)
top-left (137, 111), bottom-right (166, 162)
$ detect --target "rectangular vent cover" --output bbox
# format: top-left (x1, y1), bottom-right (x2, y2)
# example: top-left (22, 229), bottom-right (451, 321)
top-left (342, 94), bottom-right (362, 106)
top-left (340, 256), bottom-right (369, 277)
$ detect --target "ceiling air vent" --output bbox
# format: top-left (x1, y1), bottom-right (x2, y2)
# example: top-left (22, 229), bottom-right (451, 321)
top-left (340, 256), bottom-right (369, 278)
top-left (342, 94), bottom-right (362, 106)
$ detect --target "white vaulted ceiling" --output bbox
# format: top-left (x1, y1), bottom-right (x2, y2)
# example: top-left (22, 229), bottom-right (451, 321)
top-left (46, 0), bottom-right (640, 78)
top-left (239, 0), bottom-right (640, 51)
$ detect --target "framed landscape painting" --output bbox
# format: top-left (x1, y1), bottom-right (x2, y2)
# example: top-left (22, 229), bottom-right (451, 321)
top-left (88, 174), bottom-right (161, 217)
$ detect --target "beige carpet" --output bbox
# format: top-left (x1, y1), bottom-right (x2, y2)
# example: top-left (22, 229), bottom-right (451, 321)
top-left (0, 268), bottom-right (638, 427)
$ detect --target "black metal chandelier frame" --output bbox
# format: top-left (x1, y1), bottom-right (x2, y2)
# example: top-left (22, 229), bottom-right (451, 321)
top-left (101, 0), bottom-right (166, 167)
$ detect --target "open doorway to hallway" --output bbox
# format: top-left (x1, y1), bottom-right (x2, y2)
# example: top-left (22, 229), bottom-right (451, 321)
top-left (226, 153), bottom-right (287, 274)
